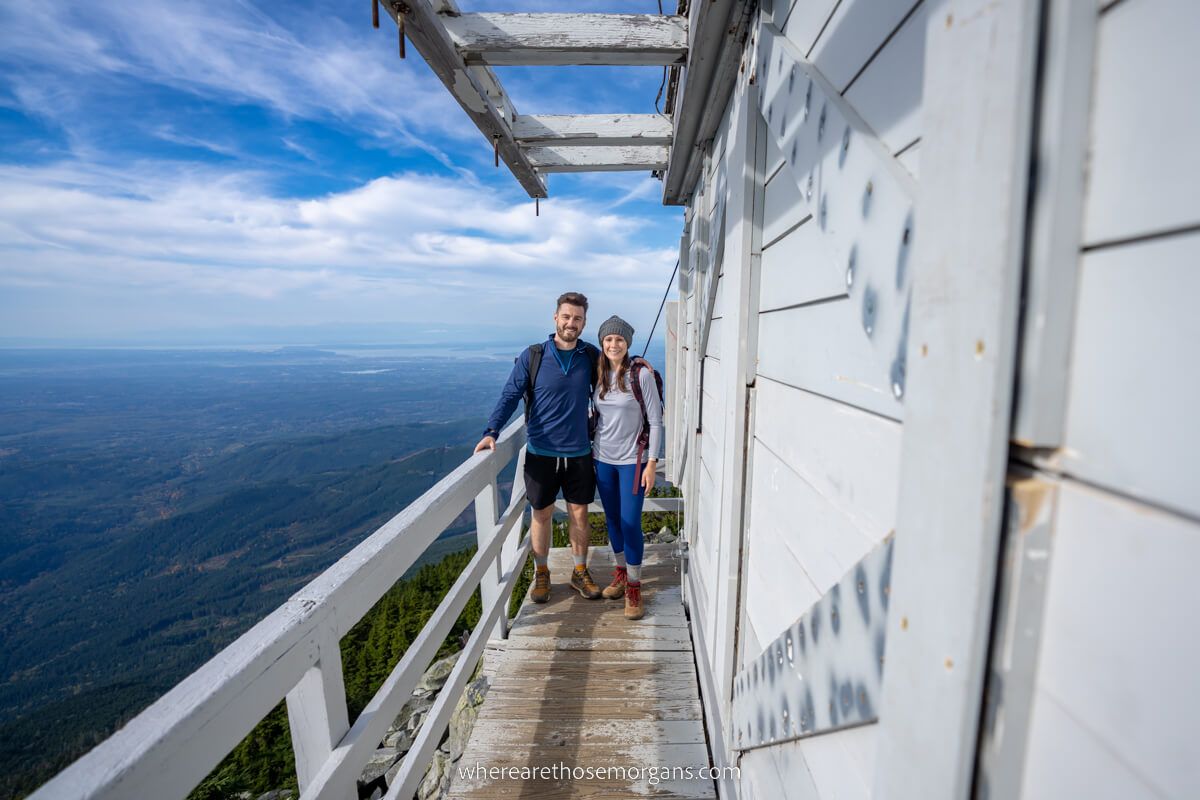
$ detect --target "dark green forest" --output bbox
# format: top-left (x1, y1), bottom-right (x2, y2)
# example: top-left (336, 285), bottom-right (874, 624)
top-left (188, 547), bottom-right (485, 800)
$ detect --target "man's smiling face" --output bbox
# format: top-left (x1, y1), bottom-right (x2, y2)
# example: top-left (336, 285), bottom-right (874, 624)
top-left (554, 303), bottom-right (586, 344)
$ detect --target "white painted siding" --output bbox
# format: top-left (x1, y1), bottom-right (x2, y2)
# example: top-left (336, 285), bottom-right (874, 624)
top-left (1019, 479), bottom-right (1198, 800)
top-left (986, 1), bottom-right (1200, 797)
top-left (1082, 0), bottom-right (1200, 244)
top-left (672, 0), bottom-right (1198, 797)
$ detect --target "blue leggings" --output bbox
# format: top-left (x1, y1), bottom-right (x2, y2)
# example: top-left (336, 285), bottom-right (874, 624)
top-left (594, 460), bottom-right (646, 567)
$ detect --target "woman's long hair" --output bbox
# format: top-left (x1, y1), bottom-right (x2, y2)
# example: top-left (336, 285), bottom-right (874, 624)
top-left (597, 353), bottom-right (631, 400)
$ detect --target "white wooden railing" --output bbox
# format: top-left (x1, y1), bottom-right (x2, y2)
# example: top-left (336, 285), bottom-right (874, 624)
top-left (32, 419), bottom-right (533, 800)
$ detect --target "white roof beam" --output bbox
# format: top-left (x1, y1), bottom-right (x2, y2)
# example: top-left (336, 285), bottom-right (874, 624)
top-left (443, 13), bottom-right (688, 66)
top-left (384, 1), bottom-right (546, 198)
top-left (513, 114), bottom-right (673, 147)
top-left (662, 0), bottom-right (751, 205)
top-left (525, 146), bottom-right (670, 173)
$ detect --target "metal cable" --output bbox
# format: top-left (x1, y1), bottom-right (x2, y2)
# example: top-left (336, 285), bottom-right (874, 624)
top-left (641, 258), bottom-right (680, 358)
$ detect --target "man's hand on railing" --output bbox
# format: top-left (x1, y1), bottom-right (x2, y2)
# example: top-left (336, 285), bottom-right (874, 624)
top-left (474, 435), bottom-right (496, 453)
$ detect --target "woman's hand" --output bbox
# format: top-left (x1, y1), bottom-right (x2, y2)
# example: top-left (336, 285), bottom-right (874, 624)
top-left (641, 459), bottom-right (657, 493)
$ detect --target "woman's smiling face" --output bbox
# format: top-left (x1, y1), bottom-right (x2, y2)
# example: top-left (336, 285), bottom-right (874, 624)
top-left (602, 334), bottom-right (628, 361)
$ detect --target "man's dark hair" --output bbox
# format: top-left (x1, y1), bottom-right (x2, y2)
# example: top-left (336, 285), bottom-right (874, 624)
top-left (556, 292), bottom-right (589, 313)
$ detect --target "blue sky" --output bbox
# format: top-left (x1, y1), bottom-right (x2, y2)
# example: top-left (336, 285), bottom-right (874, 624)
top-left (0, 0), bottom-right (682, 346)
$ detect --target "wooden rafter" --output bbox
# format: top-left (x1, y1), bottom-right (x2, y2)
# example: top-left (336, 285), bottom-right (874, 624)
top-left (513, 114), bottom-right (673, 147)
top-left (442, 13), bottom-right (688, 66)
top-left (384, 0), bottom-right (546, 198)
top-left (525, 146), bottom-right (669, 173)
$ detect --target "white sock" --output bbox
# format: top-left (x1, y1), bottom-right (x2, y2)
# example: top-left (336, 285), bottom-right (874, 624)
top-left (572, 553), bottom-right (586, 568)
top-left (628, 564), bottom-right (641, 582)
top-left (613, 552), bottom-right (627, 567)
top-left (534, 554), bottom-right (548, 568)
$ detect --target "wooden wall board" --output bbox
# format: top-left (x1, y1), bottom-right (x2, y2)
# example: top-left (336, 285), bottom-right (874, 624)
top-left (743, 438), bottom-right (883, 641)
top-left (754, 376), bottom-right (901, 541)
top-left (741, 460), bottom-right (824, 648)
top-left (809, 0), bottom-right (926, 92)
top-left (762, 165), bottom-right (807, 247)
top-left (737, 746), bottom-right (797, 797)
top-left (1019, 690), bottom-right (1167, 800)
top-left (769, 727), bottom-right (876, 800)
top-left (757, 302), bottom-right (903, 421)
top-left (843, 1), bottom-right (928, 154)
top-left (1056, 232), bottom-right (1200, 519)
top-left (1023, 479), bottom-right (1199, 799)
top-left (1083, 0), bottom-right (1200, 245)
top-left (759, 215), bottom-right (844, 312)
top-left (780, 0), bottom-right (844, 56)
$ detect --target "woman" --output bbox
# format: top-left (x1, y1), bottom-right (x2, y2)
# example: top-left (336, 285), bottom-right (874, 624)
top-left (591, 315), bottom-right (664, 620)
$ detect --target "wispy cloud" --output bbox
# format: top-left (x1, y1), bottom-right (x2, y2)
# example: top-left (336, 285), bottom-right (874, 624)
top-left (0, 161), bottom-right (673, 300)
top-left (0, 0), bottom-right (682, 340)
top-left (0, 0), bottom-right (471, 158)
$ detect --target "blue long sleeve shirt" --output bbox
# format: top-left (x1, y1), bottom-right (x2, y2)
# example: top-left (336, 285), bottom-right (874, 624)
top-left (484, 335), bottom-right (598, 458)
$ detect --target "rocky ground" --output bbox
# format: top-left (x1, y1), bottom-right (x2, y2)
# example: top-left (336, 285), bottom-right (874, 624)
top-left (645, 525), bottom-right (679, 545)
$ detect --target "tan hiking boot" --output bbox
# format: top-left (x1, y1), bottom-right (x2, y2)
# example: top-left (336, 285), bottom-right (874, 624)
top-left (625, 581), bottom-right (644, 620)
top-left (602, 566), bottom-right (628, 599)
top-left (570, 565), bottom-right (602, 599)
top-left (529, 565), bottom-right (551, 603)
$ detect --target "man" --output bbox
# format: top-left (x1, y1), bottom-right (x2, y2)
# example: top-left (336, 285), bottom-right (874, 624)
top-left (474, 292), bottom-right (603, 603)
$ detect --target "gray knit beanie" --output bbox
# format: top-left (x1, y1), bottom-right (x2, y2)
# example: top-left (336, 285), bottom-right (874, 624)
top-left (597, 315), bottom-right (635, 348)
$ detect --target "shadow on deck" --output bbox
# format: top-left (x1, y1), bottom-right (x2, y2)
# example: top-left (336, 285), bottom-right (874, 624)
top-left (449, 543), bottom-right (716, 799)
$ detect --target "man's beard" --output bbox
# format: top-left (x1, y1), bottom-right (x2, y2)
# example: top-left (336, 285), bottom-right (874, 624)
top-left (557, 325), bottom-right (579, 342)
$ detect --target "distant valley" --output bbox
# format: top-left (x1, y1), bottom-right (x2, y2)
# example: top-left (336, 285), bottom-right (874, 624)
top-left (0, 347), bottom-right (516, 798)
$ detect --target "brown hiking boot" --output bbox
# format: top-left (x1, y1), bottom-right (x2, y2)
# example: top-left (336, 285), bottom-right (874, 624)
top-left (602, 566), bottom-right (628, 599)
top-left (529, 565), bottom-right (551, 603)
top-left (570, 565), bottom-right (602, 599)
top-left (625, 581), bottom-right (644, 620)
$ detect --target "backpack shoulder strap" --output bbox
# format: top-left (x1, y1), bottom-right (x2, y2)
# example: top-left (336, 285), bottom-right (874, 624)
top-left (524, 343), bottom-right (543, 421)
top-left (584, 343), bottom-right (600, 391)
top-left (629, 358), bottom-right (649, 421)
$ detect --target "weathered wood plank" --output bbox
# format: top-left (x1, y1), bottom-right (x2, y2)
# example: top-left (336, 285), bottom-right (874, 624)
top-left (447, 543), bottom-right (709, 799)
top-left (484, 648), bottom-right (696, 667)
top-left (384, 1), bottom-right (545, 197)
top-left (466, 719), bottom-right (705, 747)
top-left (443, 13), bottom-right (688, 66)
top-left (513, 114), bottom-right (672, 147)
top-left (524, 146), bottom-right (670, 173)
top-left (498, 635), bottom-right (693, 652)
top-left (507, 620), bottom-right (690, 641)
top-left (477, 695), bottom-right (701, 722)
top-left (488, 662), bottom-right (695, 687)
top-left (486, 676), bottom-right (699, 701)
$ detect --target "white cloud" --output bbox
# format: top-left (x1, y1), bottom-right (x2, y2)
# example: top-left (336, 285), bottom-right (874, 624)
top-left (0, 1), bottom-right (684, 339)
top-left (0, 161), bottom-right (674, 306)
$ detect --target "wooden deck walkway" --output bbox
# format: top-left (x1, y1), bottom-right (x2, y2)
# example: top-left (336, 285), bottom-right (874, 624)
top-left (448, 544), bottom-right (716, 799)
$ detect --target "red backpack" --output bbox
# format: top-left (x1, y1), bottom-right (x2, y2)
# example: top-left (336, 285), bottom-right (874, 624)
top-left (628, 357), bottom-right (665, 492)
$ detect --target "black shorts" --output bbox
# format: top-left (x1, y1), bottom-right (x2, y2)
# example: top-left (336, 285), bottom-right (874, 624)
top-left (524, 451), bottom-right (596, 510)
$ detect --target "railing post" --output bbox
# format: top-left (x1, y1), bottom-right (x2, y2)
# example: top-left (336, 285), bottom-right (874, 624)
top-left (474, 477), bottom-right (505, 641)
top-left (285, 625), bottom-right (352, 799)
top-left (495, 446), bottom-right (528, 639)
